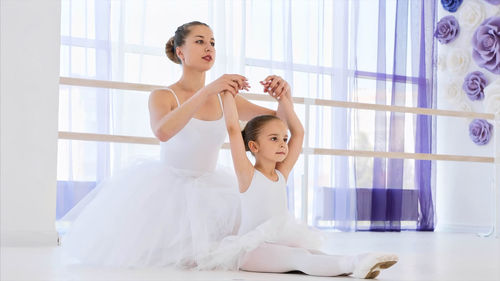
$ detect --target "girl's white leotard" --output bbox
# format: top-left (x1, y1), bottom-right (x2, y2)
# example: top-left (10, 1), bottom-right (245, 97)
top-left (238, 170), bottom-right (288, 235)
top-left (61, 88), bottom-right (240, 268)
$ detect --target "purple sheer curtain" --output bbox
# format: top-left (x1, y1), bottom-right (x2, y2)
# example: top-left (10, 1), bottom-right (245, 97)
top-left (313, 0), bottom-right (436, 232)
top-left (414, 0), bottom-right (437, 231)
top-left (363, 0), bottom-right (437, 231)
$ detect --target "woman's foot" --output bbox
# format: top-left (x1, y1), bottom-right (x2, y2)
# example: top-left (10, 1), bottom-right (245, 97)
top-left (352, 253), bottom-right (398, 279)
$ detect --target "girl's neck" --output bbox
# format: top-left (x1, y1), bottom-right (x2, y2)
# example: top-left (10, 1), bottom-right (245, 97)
top-left (177, 67), bottom-right (206, 94)
top-left (254, 160), bottom-right (278, 179)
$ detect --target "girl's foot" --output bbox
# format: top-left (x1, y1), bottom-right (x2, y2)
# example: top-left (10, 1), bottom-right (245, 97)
top-left (352, 253), bottom-right (398, 279)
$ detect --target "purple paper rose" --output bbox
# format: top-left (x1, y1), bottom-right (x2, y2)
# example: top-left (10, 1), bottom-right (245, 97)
top-left (472, 16), bottom-right (500, 74)
top-left (469, 119), bottom-right (493, 145)
top-left (441, 0), bottom-right (463, 12)
top-left (484, 0), bottom-right (500, 5)
top-left (462, 71), bottom-right (488, 101)
top-left (435, 16), bottom-right (460, 44)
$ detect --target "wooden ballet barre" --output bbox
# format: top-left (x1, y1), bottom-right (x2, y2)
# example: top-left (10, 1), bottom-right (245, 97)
top-left (59, 77), bottom-right (495, 120)
top-left (58, 131), bottom-right (159, 145)
top-left (58, 77), bottom-right (499, 237)
top-left (58, 131), bottom-right (494, 163)
top-left (60, 77), bottom-right (164, 92)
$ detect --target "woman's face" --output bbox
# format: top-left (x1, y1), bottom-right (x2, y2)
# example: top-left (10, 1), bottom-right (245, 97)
top-left (177, 25), bottom-right (216, 71)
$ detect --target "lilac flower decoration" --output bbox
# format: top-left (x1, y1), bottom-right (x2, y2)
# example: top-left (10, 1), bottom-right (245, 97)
top-left (469, 119), bottom-right (493, 145)
top-left (435, 16), bottom-right (460, 44)
top-left (441, 0), bottom-right (463, 12)
top-left (483, 0), bottom-right (500, 5)
top-left (462, 71), bottom-right (488, 101)
top-left (472, 16), bottom-right (500, 74)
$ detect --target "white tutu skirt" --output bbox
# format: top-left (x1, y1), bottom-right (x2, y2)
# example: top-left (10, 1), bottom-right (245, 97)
top-left (196, 213), bottom-right (326, 271)
top-left (60, 160), bottom-right (241, 268)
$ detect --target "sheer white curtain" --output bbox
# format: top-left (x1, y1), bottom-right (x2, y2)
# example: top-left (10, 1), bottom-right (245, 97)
top-left (229, 1), bottom-right (359, 228)
top-left (57, 0), bottom-right (358, 230)
top-left (57, 0), bottom-right (246, 220)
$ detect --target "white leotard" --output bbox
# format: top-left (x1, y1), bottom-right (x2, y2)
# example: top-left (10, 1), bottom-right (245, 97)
top-left (238, 169), bottom-right (288, 235)
top-left (160, 88), bottom-right (226, 174)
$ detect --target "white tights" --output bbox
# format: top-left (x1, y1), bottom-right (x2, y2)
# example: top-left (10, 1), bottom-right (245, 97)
top-left (240, 243), bottom-right (355, 277)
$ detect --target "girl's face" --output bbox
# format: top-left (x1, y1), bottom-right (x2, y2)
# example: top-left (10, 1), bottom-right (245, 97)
top-left (252, 119), bottom-right (289, 163)
top-left (176, 25), bottom-right (216, 71)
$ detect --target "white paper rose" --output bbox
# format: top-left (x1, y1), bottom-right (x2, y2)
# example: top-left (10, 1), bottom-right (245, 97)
top-left (456, 101), bottom-right (474, 122)
top-left (446, 48), bottom-right (470, 74)
top-left (437, 53), bottom-right (447, 72)
top-left (443, 79), bottom-right (465, 105)
top-left (484, 79), bottom-right (500, 116)
top-left (457, 101), bottom-right (472, 112)
top-left (457, 0), bottom-right (485, 30)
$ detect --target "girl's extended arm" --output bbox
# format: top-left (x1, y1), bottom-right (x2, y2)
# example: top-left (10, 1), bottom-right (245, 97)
top-left (235, 95), bottom-right (276, 121)
top-left (221, 92), bottom-right (254, 193)
top-left (275, 96), bottom-right (304, 180)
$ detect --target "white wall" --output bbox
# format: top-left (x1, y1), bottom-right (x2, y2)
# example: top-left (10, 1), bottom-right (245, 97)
top-left (1, 0), bottom-right (61, 246)
top-left (434, 1), bottom-right (499, 234)
top-left (435, 114), bottom-right (495, 233)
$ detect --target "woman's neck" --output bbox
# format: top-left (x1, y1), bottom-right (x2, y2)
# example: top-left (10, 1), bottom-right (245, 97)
top-left (177, 67), bottom-right (206, 94)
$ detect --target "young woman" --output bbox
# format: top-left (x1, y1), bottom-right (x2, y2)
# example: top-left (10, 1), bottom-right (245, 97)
top-left (61, 21), bottom-right (282, 268)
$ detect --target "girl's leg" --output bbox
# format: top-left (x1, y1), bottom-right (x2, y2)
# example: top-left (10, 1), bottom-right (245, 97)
top-left (240, 243), bottom-right (355, 277)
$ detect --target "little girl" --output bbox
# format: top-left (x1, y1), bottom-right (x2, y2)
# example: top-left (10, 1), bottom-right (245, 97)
top-left (199, 76), bottom-right (399, 279)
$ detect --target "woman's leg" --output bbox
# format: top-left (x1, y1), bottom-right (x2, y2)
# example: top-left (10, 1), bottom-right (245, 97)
top-left (240, 243), bottom-right (355, 277)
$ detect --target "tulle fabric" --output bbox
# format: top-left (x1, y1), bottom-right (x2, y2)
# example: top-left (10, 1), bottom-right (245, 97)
top-left (60, 160), bottom-right (240, 268)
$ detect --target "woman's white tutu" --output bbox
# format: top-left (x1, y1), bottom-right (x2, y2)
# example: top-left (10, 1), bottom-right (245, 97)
top-left (61, 160), bottom-right (240, 268)
top-left (60, 91), bottom-right (324, 270)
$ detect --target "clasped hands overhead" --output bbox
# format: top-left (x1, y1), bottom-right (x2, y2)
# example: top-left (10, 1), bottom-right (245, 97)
top-left (215, 74), bottom-right (291, 101)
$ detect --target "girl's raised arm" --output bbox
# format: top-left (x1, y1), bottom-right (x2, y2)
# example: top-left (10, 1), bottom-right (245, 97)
top-left (234, 95), bottom-right (276, 121)
top-left (275, 95), bottom-right (304, 180)
top-left (221, 92), bottom-right (255, 193)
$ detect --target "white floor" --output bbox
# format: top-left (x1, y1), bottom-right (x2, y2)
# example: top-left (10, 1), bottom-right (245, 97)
top-left (1, 232), bottom-right (499, 281)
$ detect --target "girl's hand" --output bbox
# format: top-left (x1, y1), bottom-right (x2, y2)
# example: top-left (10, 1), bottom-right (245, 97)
top-left (260, 75), bottom-right (291, 101)
top-left (204, 74), bottom-right (250, 97)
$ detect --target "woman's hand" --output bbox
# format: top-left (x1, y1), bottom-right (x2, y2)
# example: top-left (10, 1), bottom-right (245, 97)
top-left (260, 75), bottom-right (291, 101)
top-left (204, 74), bottom-right (250, 97)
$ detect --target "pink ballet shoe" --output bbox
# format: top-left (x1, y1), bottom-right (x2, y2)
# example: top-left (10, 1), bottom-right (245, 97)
top-left (352, 253), bottom-right (399, 279)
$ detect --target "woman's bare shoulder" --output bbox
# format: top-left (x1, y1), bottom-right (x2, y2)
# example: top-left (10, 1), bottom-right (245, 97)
top-left (150, 83), bottom-right (177, 96)
top-left (149, 86), bottom-right (179, 110)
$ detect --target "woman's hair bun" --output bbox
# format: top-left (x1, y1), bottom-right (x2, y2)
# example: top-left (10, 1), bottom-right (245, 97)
top-left (165, 36), bottom-right (181, 64)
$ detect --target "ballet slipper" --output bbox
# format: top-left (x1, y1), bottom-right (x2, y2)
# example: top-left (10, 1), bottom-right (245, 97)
top-left (352, 253), bottom-right (399, 279)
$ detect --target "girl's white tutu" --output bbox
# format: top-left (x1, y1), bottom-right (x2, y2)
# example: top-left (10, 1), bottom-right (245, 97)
top-left (196, 212), bottom-right (325, 270)
top-left (61, 160), bottom-right (240, 268)
top-left (196, 170), bottom-right (325, 271)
